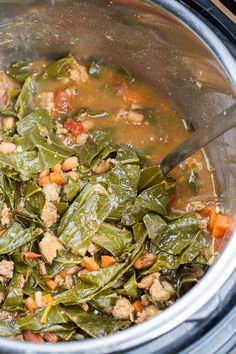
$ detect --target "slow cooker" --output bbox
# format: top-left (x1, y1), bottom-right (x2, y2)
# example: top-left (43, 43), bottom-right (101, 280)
top-left (0, 0), bottom-right (235, 353)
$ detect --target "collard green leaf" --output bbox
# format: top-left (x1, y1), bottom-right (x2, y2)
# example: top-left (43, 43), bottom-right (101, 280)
top-left (132, 222), bottom-right (146, 242)
top-left (16, 109), bottom-right (53, 135)
top-left (93, 222), bottom-right (132, 256)
top-left (17, 305), bottom-right (69, 331)
top-left (138, 165), bottom-right (164, 191)
top-left (89, 290), bottom-right (118, 309)
top-left (58, 184), bottom-right (112, 256)
top-left (143, 213), bottom-right (167, 240)
top-left (0, 222), bottom-right (42, 254)
top-left (158, 214), bottom-right (200, 255)
top-left (24, 181), bottom-right (45, 214)
top-left (117, 273), bottom-right (137, 298)
top-left (39, 56), bottom-right (77, 80)
top-left (61, 177), bottom-right (81, 203)
top-left (14, 77), bottom-right (36, 119)
top-left (7, 61), bottom-right (46, 83)
top-left (3, 273), bottom-right (24, 310)
top-left (1, 110), bottom-right (74, 175)
top-left (122, 182), bottom-right (170, 226)
top-left (0, 170), bottom-right (19, 208)
top-left (0, 318), bottom-right (19, 336)
top-left (78, 263), bottom-right (125, 288)
top-left (90, 164), bottom-right (140, 220)
top-left (65, 307), bottom-right (130, 337)
top-left (0, 151), bottom-right (41, 176)
top-left (116, 146), bottom-right (139, 164)
top-left (76, 128), bottom-right (113, 167)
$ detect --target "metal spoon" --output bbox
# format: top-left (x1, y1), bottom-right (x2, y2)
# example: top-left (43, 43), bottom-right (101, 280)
top-left (160, 103), bottom-right (236, 175)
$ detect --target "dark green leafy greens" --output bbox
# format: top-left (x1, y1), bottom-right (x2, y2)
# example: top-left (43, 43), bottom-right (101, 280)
top-left (0, 56), bottom-right (212, 341)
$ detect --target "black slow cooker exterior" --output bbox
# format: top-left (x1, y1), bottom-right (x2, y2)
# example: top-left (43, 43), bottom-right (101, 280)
top-left (0, 1), bottom-right (235, 353)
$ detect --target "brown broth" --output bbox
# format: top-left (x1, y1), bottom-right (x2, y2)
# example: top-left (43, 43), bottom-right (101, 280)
top-left (37, 64), bottom-right (217, 210)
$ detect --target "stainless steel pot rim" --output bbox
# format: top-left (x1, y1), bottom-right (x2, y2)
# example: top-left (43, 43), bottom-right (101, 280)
top-left (1, 0), bottom-right (236, 352)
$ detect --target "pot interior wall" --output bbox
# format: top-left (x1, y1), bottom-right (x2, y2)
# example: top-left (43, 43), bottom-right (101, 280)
top-left (0, 0), bottom-right (235, 238)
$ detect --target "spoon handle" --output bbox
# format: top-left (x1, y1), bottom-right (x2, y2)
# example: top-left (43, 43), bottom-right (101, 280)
top-left (160, 103), bottom-right (236, 175)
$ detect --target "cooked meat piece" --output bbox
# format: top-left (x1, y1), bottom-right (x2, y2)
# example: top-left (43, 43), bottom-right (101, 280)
top-left (40, 201), bottom-right (58, 227)
top-left (23, 331), bottom-right (45, 343)
top-left (38, 92), bottom-right (55, 112)
top-left (135, 305), bottom-right (160, 324)
top-left (186, 200), bottom-right (206, 212)
top-left (149, 274), bottom-right (171, 302)
top-left (0, 203), bottom-right (11, 226)
top-left (40, 332), bottom-right (59, 343)
top-left (0, 142), bottom-right (16, 155)
top-left (112, 297), bottom-right (134, 321)
top-left (0, 260), bottom-right (14, 280)
top-left (39, 261), bottom-right (47, 276)
top-left (39, 233), bottom-right (64, 264)
top-left (0, 72), bottom-right (19, 109)
top-left (43, 183), bottom-right (61, 202)
top-left (68, 64), bottom-right (88, 83)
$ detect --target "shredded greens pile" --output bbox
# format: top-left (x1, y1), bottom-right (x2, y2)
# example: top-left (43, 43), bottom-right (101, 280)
top-left (0, 57), bottom-right (210, 342)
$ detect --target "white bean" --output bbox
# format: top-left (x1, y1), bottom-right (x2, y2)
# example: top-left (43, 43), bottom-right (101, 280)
top-left (66, 171), bottom-right (79, 180)
top-left (92, 160), bottom-right (110, 174)
top-left (61, 156), bottom-right (79, 171)
top-left (76, 133), bottom-right (89, 145)
top-left (0, 142), bottom-right (16, 154)
top-left (2, 117), bottom-right (15, 130)
top-left (82, 119), bottom-right (95, 131)
top-left (39, 169), bottom-right (50, 178)
top-left (126, 110), bottom-right (144, 125)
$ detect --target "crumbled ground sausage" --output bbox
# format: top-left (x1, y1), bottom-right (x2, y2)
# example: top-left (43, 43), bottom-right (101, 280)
top-left (68, 64), bottom-right (89, 83)
top-left (39, 261), bottom-right (47, 276)
top-left (39, 233), bottom-right (64, 264)
top-left (23, 331), bottom-right (45, 343)
top-left (0, 203), bottom-right (11, 226)
top-left (43, 183), bottom-right (61, 202)
top-left (0, 260), bottom-right (14, 282)
top-left (40, 332), bottom-right (59, 343)
top-left (40, 200), bottom-right (58, 227)
top-left (186, 200), bottom-right (206, 212)
top-left (135, 305), bottom-right (160, 324)
top-left (149, 273), bottom-right (171, 302)
top-left (112, 297), bottom-right (134, 321)
top-left (38, 92), bottom-right (55, 113)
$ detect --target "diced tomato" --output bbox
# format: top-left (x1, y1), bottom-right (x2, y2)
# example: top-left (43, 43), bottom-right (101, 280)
top-left (54, 89), bottom-right (72, 112)
top-left (63, 118), bottom-right (85, 136)
top-left (24, 252), bottom-right (41, 260)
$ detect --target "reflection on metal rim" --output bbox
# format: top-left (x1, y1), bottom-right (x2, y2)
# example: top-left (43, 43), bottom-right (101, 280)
top-left (0, 0), bottom-right (235, 352)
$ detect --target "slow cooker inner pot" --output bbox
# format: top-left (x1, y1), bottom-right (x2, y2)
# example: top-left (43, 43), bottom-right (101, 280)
top-left (0, 0), bottom-right (235, 344)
